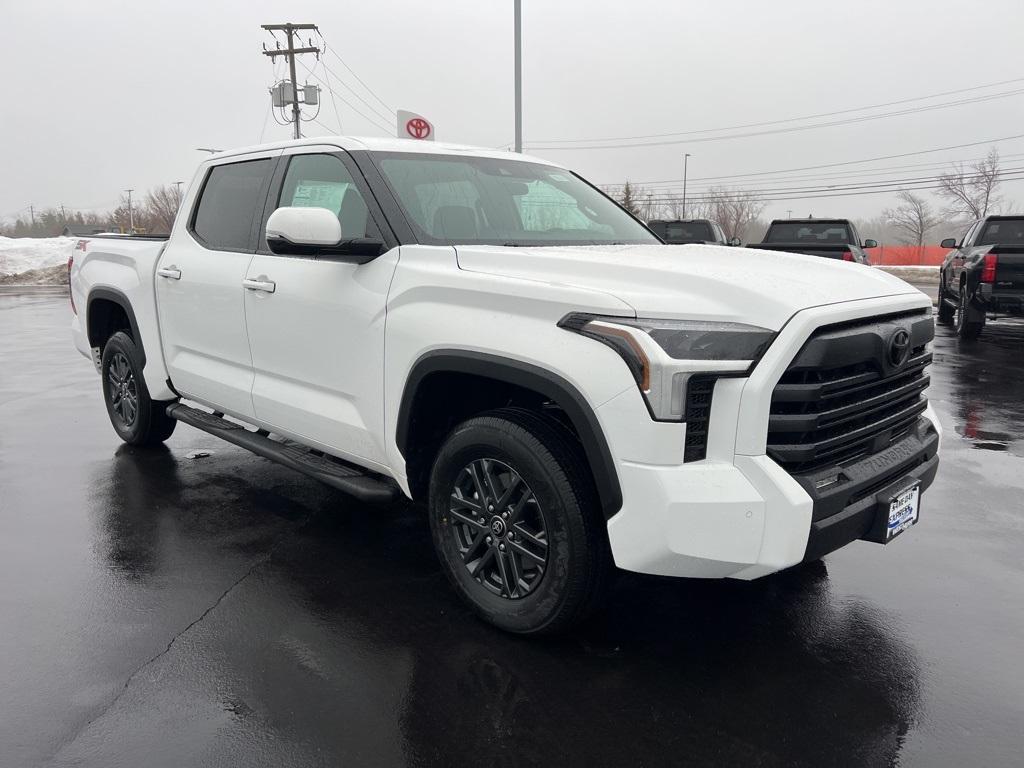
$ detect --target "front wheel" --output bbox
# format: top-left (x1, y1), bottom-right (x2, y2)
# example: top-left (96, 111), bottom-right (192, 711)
top-left (428, 408), bottom-right (609, 634)
top-left (101, 331), bottom-right (177, 445)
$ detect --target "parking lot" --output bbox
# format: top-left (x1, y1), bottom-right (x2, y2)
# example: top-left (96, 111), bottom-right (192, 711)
top-left (1, 289), bottom-right (1021, 767)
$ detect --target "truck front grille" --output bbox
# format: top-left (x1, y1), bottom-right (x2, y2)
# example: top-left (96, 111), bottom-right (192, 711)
top-left (766, 309), bottom-right (933, 474)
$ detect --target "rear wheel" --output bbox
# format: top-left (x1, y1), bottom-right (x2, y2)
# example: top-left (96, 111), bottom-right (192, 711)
top-left (428, 408), bottom-right (608, 634)
top-left (954, 284), bottom-right (985, 340)
top-left (101, 331), bottom-right (177, 445)
top-left (936, 280), bottom-right (955, 324)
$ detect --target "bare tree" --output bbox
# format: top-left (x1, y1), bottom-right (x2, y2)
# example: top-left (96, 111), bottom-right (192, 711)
top-left (884, 190), bottom-right (941, 248)
top-left (144, 184), bottom-right (183, 234)
top-left (700, 186), bottom-right (767, 241)
top-left (937, 148), bottom-right (1002, 219)
top-left (106, 195), bottom-right (137, 233)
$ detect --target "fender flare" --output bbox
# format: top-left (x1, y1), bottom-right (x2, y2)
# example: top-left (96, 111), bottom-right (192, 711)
top-left (397, 350), bottom-right (623, 520)
top-left (86, 287), bottom-right (146, 368)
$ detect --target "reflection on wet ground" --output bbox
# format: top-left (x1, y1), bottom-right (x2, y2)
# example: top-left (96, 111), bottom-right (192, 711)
top-left (1, 295), bottom-right (1022, 767)
top-left (936, 317), bottom-right (1024, 457)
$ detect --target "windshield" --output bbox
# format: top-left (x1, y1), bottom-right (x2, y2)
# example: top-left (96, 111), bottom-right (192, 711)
top-left (764, 221), bottom-right (852, 244)
top-left (372, 152), bottom-right (658, 246)
top-left (977, 218), bottom-right (1024, 246)
top-left (650, 220), bottom-right (715, 243)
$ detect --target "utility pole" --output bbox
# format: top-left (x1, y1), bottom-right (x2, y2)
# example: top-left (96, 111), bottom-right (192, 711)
top-left (124, 189), bottom-right (134, 233)
top-left (514, 0), bottom-right (522, 152)
top-left (29, 205), bottom-right (35, 228)
top-left (786, 209), bottom-right (793, 218)
top-left (262, 23), bottom-right (320, 140)
top-left (681, 153), bottom-right (691, 218)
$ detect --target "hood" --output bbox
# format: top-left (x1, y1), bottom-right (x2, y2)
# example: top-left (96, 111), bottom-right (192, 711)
top-left (456, 243), bottom-right (921, 331)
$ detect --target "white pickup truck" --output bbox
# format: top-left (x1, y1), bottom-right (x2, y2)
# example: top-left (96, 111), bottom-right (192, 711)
top-left (70, 136), bottom-right (941, 633)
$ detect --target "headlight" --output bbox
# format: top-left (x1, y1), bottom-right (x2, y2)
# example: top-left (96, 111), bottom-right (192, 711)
top-left (559, 313), bottom-right (776, 421)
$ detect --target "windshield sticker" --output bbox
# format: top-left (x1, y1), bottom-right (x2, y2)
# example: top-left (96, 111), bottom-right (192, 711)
top-left (290, 181), bottom-right (348, 214)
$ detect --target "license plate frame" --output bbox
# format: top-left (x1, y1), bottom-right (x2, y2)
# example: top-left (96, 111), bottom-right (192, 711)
top-left (885, 483), bottom-right (920, 542)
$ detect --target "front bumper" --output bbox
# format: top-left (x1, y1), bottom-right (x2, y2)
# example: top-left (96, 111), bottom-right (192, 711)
top-left (601, 293), bottom-right (939, 580)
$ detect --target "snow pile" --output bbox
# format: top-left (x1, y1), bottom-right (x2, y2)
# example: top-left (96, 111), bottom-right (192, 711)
top-left (0, 236), bottom-right (76, 276)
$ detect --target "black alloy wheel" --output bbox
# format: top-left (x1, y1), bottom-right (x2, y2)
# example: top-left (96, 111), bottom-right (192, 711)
top-left (107, 350), bottom-right (139, 428)
top-left (100, 331), bottom-right (177, 446)
top-left (428, 408), bottom-right (609, 634)
top-left (448, 458), bottom-right (549, 599)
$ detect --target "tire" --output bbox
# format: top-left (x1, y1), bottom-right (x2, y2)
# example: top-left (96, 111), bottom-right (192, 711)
top-left (101, 331), bottom-right (177, 445)
top-left (428, 408), bottom-right (609, 634)
top-left (954, 283), bottom-right (985, 340)
top-left (936, 280), bottom-right (955, 324)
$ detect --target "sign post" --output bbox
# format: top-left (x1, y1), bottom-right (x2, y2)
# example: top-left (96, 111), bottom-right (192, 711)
top-left (397, 109), bottom-right (435, 141)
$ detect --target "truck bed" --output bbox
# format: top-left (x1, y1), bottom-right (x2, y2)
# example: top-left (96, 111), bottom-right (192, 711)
top-left (69, 234), bottom-right (171, 398)
top-left (749, 242), bottom-right (853, 260)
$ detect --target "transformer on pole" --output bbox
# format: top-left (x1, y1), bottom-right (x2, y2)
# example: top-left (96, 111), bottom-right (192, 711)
top-left (261, 23), bottom-right (320, 140)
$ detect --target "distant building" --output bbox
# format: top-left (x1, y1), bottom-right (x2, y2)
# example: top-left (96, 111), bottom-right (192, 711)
top-left (61, 224), bottom-right (107, 237)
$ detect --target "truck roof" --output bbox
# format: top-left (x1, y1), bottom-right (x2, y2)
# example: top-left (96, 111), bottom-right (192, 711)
top-left (208, 135), bottom-right (561, 168)
top-left (768, 218), bottom-right (851, 225)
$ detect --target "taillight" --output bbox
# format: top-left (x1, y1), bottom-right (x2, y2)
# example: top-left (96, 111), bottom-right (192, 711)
top-left (67, 254), bottom-right (76, 314)
top-left (842, 252), bottom-right (855, 262)
top-left (981, 253), bottom-right (998, 283)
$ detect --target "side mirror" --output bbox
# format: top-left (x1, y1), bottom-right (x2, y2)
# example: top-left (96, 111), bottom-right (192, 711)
top-left (940, 238), bottom-right (957, 249)
top-left (266, 207), bottom-right (383, 263)
top-left (728, 237), bottom-right (742, 246)
top-left (862, 239), bottom-right (878, 249)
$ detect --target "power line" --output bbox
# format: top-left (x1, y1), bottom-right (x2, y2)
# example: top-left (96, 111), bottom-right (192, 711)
top-left (318, 57), bottom-right (395, 125)
top-left (317, 33), bottom-right (395, 115)
top-left (643, 152), bottom-right (1024, 191)
top-left (527, 89), bottom-right (1024, 150)
top-left (531, 76), bottom-right (1024, 145)
top-left (631, 165), bottom-right (1024, 198)
top-left (298, 59), bottom-right (393, 135)
top-left (636, 172), bottom-right (1024, 205)
top-left (319, 54), bottom-right (344, 134)
top-left (607, 133), bottom-right (1024, 187)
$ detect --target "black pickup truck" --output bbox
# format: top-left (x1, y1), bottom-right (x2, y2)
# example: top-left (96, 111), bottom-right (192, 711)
top-left (938, 215), bottom-right (1024, 339)
top-left (750, 219), bottom-right (876, 264)
top-left (648, 218), bottom-right (739, 245)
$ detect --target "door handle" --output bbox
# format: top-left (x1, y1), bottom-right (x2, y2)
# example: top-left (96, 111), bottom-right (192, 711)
top-left (157, 266), bottom-right (181, 280)
top-left (243, 277), bottom-right (276, 293)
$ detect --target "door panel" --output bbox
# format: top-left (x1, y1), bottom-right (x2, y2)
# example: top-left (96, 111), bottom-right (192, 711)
top-left (244, 151), bottom-right (397, 467)
top-left (245, 250), bottom-right (399, 465)
top-left (156, 155), bottom-right (277, 418)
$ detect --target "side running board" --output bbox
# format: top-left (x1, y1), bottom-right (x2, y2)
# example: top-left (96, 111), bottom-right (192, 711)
top-left (166, 403), bottom-right (400, 504)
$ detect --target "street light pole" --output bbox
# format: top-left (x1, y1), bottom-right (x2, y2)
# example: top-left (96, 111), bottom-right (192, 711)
top-left (682, 153), bottom-right (691, 218)
top-left (514, 0), bottom-right (522, 153)
top-left (124, 189), bottom-right (134, 233)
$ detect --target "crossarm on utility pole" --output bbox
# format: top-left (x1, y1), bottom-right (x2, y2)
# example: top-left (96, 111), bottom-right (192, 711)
top-left (261, 22), bottom-right (320, 140)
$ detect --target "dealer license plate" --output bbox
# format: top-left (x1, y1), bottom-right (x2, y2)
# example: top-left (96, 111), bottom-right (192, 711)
top-left (887, 484), bottom-right (920, 541)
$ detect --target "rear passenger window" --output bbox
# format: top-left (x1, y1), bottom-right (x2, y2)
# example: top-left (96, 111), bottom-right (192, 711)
top-left (192, 159), bottom-right (272, 251)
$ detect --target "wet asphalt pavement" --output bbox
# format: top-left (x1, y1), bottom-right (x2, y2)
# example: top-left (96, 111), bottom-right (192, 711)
top-left (1, 291), bottom-right (1022, 767)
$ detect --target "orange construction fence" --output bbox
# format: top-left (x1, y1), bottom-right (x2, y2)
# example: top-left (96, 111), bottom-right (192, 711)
top-left (866, 245), bottom-right (947, 266)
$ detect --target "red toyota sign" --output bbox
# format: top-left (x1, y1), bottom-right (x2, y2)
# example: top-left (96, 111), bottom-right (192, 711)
top-left (397, 110), bottom-right (435, 141)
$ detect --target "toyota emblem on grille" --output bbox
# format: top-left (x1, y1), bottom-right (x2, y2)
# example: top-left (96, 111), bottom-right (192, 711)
top-left (888, 328), bottom-right (912, 367)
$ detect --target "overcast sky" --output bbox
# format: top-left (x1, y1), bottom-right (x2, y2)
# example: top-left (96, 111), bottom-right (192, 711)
top-left (2, 0), bottom-right (1023, 225)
